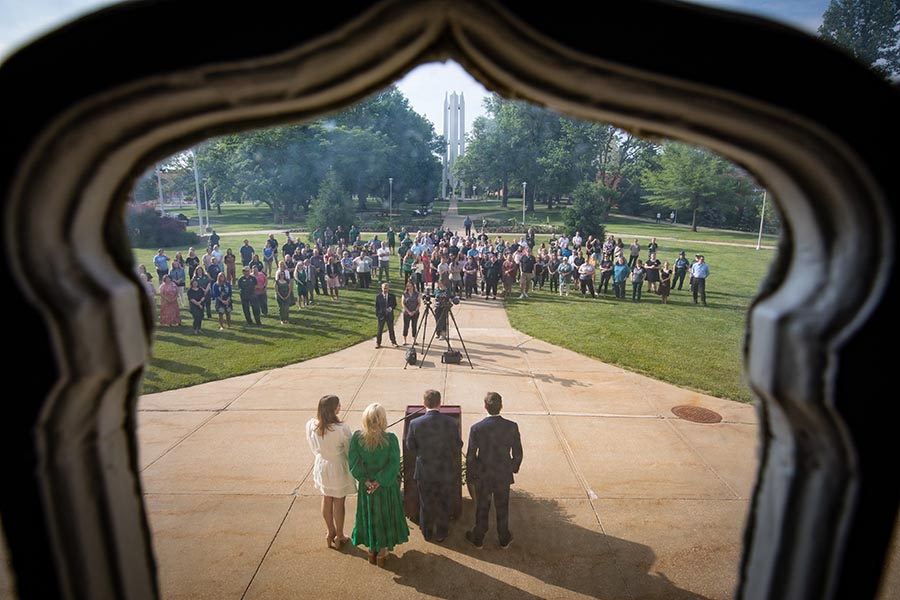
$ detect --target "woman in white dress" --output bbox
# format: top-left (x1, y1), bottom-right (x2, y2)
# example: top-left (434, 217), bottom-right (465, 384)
top-left (306, 395), bottom-right (357, 549)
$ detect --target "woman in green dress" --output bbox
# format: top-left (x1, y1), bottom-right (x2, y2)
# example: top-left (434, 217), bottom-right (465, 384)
top-left (349, 403), bottom-right (409, 566)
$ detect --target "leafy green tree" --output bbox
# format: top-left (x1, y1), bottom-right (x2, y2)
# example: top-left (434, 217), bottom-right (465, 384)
top-left (818, 0), bottom-right (900, 79)
top-left (308, 169), bottom-right (355, 237)
top-left (322, 126), bottom-right (393, 210)
top-left (199, 125), bottom-right (325, 222)
top-left (641, 142), bottom-right (748, 232)
top-left (453, 107), bottom-right (514, 206)
top-left (563, 181), bottom-right (607, 240)
top-left (131, 168), bottom-right (160, 203)
top-left (336, 86), bottom-right (442, 204)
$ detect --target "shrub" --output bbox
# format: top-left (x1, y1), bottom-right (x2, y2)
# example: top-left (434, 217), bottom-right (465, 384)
top-left (127, 202), bottom-right (199, 248)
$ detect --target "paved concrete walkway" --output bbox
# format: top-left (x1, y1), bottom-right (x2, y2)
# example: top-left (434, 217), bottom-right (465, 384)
top-left (138, 289), bottom-right (759, 599)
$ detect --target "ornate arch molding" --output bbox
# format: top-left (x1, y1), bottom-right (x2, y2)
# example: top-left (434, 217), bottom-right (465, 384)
top-left (1, 0), bottom-right (897, 598)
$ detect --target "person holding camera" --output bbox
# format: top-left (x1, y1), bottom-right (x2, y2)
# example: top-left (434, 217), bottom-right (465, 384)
top-left (374, 282), bottom-right (398, 348)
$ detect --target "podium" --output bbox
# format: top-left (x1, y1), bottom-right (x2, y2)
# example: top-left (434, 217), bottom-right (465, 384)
top-left (401, 405), bottom-right (463, 522)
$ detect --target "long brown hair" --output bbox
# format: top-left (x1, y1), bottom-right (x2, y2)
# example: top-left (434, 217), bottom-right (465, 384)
top-left (315, 395), bottom-right (342, 436)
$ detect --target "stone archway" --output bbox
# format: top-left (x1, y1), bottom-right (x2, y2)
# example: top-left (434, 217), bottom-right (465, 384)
top-left (2, 1), bottom-right (897, 598)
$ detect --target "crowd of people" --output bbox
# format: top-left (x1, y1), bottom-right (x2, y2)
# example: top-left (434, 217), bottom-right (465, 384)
top-left (136, 223), bottom-right (712, 333)
top-left (305, 388), bottom-right (523, 565)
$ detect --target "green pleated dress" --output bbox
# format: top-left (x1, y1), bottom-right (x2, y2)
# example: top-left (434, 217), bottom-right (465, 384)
top-left (349, 431), bottom-right (410, 552)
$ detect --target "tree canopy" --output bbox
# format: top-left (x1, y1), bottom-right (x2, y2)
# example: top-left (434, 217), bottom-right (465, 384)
top-left (818, 0), bottom-right (900, 79)
top-left (137, 85), bottom-right (443, 222)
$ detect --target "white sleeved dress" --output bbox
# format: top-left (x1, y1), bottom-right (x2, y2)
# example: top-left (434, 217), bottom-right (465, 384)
top-left (305, 419), bottom-right (357, 497)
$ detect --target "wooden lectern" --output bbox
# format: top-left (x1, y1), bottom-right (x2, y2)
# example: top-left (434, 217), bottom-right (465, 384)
top-left (401, 405), bottom-right (462, 522)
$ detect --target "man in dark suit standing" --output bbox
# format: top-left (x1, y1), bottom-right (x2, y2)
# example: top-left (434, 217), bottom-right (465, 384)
top-left (465, 391), bottom-right (523, 549)
top-left (374, 282), bottom-right (398, 348)
top-left (405, 389), bottom-right (463, 542)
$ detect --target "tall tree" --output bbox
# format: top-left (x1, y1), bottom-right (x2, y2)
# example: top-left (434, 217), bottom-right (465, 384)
top-left (322, 126), bottom-right (393, 210)
top-left (641, 142), bottom-right (745, 232)
top-left (336, 85), bottom-right (442, 204)
top-left (308, 168), bottom-right (355, 236)
top-left (818, 0), bottom-right (900, 79)
top-left (453, 104), bottom-right (515, 206)
top-left (563, 181), bottom-right (607, 240)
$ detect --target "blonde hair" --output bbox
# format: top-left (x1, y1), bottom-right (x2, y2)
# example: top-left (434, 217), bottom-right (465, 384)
top-left (360, 403), bottom-right (388, 450)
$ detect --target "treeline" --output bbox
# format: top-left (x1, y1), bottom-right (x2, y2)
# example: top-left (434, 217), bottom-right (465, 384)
top-left (455, 94), bottom-right (779, 235)
top-left (132, 86), bottom-right (443, 222)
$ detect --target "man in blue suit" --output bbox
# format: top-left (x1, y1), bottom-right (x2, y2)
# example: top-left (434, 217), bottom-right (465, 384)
top-left (405, 389), bottom-right (463, 542)
top-left (465, 392), bottom-right (523, 549)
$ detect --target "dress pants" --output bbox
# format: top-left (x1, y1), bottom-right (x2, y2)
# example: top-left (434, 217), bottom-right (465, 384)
top-left (241, 295), bottom-right (261, 324)
top-left (599, 271), bottom-right (612, 293)
top-left (376, 315), bottom-right (397, 345)
top-left (417, 480), bottom-right (452, 540)
top-left (580, 277), bottom-right (595, 297)
top-left (403, 312), bottom-right (419, 338)
top-left (472, 478), bottom-right (511, 546)
top-left (693, 277), bottom-right (707, 304)
top-left (485, 278), bottom-right (499, 298)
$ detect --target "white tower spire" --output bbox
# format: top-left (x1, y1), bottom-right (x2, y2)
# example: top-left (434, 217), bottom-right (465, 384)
top-left (442, 91), bottom-right (467, 200)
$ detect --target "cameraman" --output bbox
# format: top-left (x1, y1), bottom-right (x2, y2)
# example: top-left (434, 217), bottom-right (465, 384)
top-left (433, 280), bottom-right (453, 339)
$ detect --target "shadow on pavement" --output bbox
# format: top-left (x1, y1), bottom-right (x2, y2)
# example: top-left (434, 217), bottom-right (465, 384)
top-left (391, 493), bottom-right (713, 600)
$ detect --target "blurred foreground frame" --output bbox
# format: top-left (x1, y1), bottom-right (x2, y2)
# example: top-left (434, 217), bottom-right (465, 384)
top-left (1, 0), bottom-right (897, 598)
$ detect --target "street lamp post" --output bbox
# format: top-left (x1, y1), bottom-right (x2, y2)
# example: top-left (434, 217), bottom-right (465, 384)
top-left (756, 190), bottom-right (767, 250)
top-left (472, 184), bottom-right (476, 201)
top-left (155, 165), bottom-right (164, 215)
top-left (190, 148), bottom-right (203, 233)
top-left (388, 177), bottom-right (393, 223)
top-left (202, 178), bottom-right (210, 232)
top-left (522, 181), bottom-right (527, 226)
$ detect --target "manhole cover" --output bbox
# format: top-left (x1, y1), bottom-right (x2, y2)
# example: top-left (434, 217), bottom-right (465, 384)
top-left (671, 405), bottom-right (722, 423)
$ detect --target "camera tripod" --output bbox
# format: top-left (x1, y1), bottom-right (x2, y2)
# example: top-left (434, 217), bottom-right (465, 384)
top-left (404, 296), bottom-right (473, 369)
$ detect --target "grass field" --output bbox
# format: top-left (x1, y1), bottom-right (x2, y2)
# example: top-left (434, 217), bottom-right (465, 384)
top-left (134, 234), bottom-right (394, 394)
top-left (504, 239), bottom-right (773, 403)
top-left (134, 204), bottom-right (778, 401)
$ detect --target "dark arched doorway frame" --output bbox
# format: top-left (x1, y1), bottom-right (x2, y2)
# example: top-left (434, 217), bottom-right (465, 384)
top-left (2, 0), bottom-right (897, 598)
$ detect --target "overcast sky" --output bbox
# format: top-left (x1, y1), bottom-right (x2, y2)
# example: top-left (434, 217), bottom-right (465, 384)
top-left (1, 0), bottom-right (830, 135)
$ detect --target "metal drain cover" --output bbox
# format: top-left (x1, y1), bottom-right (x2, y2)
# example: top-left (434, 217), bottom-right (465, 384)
top-left (672, 405), bottom-right (722, 423)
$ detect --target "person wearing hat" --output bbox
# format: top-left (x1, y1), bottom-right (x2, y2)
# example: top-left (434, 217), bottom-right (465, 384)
top-left (673, 251), bottom-right (690, 291)
top-left (237, 266), bottom-right (262, 325)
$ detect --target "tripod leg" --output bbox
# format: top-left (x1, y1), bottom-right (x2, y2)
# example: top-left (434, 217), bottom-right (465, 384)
top-left (419, 306), bottom-right (440, 368)
top-left (447, 309), bottom-right (474, 369)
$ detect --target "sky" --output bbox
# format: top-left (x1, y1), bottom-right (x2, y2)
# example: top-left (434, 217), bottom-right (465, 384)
top-left (1, 0), bottom-right (830, 136)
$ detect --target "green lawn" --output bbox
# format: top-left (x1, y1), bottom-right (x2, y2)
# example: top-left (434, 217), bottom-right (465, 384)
top-left (135, 208), bottom-right (778, 403)
top-left (170, 204), bottom-right (307, 233)
top-left (505, 240), bottom-right (774, 403)
top-left (135, 235), bottom-right (396, 394)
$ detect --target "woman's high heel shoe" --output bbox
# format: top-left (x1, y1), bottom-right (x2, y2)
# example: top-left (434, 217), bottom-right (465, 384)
top-left (326, 535), bottom-right (336, 549)
top-left (333, 535), bottom-right (349, 550)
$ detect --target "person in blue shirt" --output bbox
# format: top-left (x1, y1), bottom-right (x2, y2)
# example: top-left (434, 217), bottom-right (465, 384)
top-left (690, 254), bottom-right (710, 306)
top-left (612, 256), bottom-right (630, 300)
top-left (153, 249), bottom-right (170, 283)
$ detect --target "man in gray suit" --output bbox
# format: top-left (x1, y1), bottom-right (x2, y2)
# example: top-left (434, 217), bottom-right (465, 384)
top-left (465, 391), bottom-right (523, 549)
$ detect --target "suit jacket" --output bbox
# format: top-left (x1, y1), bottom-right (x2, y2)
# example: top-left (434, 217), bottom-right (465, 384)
top-left (375, 292), bottom-right (397, 320)
top-left (406, 410), bottom-right (462, 483)
top-left (466, 415), bottom-right (523, 485)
